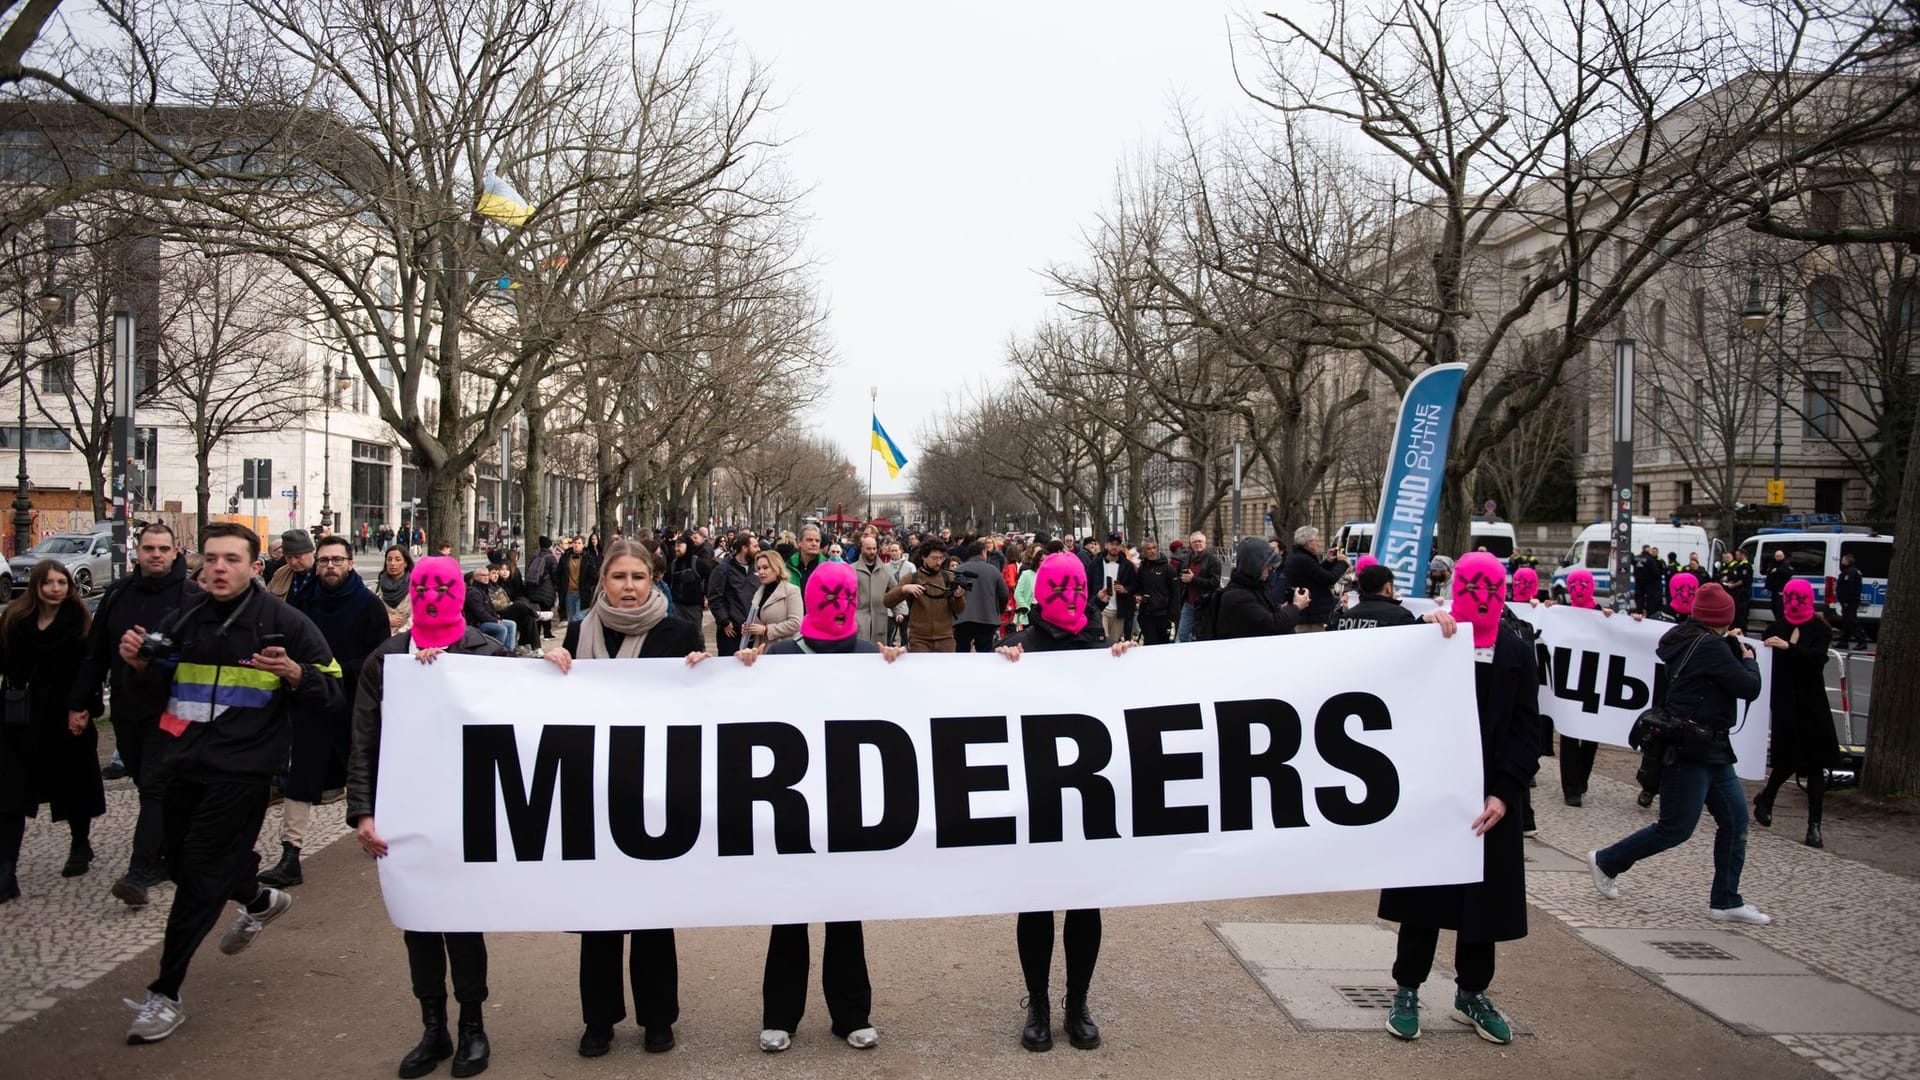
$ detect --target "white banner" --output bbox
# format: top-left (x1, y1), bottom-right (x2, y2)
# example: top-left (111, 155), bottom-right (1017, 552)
top-left (1403, 599), bottom-right (1773, 780)
top-left (374, 629), bottom-right (1487, 932)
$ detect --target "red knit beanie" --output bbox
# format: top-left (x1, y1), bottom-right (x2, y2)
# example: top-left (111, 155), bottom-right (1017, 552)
top-left (1692, 582), bottom-right (1736, 628)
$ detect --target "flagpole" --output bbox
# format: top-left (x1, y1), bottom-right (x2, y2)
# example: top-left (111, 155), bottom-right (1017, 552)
top-left (867, 385), bottom-right (877, 524)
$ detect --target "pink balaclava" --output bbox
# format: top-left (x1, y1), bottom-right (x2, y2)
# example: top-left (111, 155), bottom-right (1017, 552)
top-left (1354, 554), bottom-right (1379, 573)
top-left (801, 561), bottom-right (859, 641)
top-left (1034, 552), bottom-right (1090, 634)
top-left (1781, 578), bottom-right (1817, 626)
top-left (1512, 567), bottom-right (1540, 604)
top-left (1567, 568), bottom-right (1597, 609)
top-left (1668, 572), bottom-right (1699, 616)
top-left (409, 556), bottom-right (467, 649)
top-left (1450, 551), bottom-right (1507, 648)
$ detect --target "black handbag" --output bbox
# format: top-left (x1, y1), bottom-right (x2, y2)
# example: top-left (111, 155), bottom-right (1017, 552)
top-left (1, 674), bottom-right (28, 729)
top-left (1627, 635), bottom-right (1711, 754)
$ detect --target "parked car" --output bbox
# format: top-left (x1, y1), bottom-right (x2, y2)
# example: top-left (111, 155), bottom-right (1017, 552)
top-left (1331, 518), bottom-right (1520, 562)
top-left (1549, 520), bottom-right (1719, 602)
top-left (10, 532), bottom-right (116, 594)
top-left (1739, 526), bottom-right (1892, 628)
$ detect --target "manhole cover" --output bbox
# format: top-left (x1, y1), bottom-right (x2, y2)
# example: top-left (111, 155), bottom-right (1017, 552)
top-left (1650, 940), bottom-right (1739, 961)
top-left (1334, 985), bottom-right (1400, 1009)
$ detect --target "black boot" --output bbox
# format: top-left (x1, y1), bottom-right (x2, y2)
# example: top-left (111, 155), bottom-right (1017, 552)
top-left (450, 1013), bottom-right (489, 1078)
top-left (1753, 791), bottom-right (1775, 828)
top-left (1063, 991), bottom-right (1101, 1050)
top-left (1806, 821), bottom-right (1824, 849)
top-left (61, 838), bottom-right (93, 878)
top-left (398, 998), bottom-right (452, 1079)
top-left (0, 861), bottom-right (18, 903)
top-left (1020, 997), bottom-right (1053, 1052)
top-left (258, 842), bottom-right (303, 888)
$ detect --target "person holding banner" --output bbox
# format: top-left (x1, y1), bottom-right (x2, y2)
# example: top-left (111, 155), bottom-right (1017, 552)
top-left (543, 540), bottom-right (705, 1058)
top-left (734, 561), bottom-right (905, 1053)
top-left (1377, 552), bottom-right (1536, 1046)
top-left (996, 552), bottom-right (1133, 1052)
top-left (349, 557), bottom-right (509, 1078)
top-left (1589, 583), bottom-right (1771, 926)
top-left (1751, 580), bottom-right (1838, 849)
top-left (1556, 568), bottom-right (1611, 807)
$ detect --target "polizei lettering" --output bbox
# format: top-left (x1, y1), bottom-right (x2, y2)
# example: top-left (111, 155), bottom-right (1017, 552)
top-left (459, 697), bottom-right (1403, 863)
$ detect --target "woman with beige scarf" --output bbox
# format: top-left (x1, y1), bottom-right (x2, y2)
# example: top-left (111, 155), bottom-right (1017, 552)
top-left (541, 539), bottom-right (708, 1058)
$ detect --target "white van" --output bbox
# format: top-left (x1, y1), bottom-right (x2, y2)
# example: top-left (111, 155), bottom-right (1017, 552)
top-left (1738, 527), bottom-right (1893, 623)
top-left (1332, 519), bottom-right (1520, 562)
top-left (1549, 520), bottom-right (1718, 601)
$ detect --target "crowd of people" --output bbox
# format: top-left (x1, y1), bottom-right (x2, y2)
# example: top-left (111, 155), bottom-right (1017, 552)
top-left (0, 514), bottom-right (1852, 1072)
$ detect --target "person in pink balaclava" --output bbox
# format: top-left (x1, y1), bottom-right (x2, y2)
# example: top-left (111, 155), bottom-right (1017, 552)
top-left (1752, 579), bottom-right (1838, 847)
top-left (347, 555), bottom-right (510, 1078)
top-left (1377, 551), bottom-right (1538, 1045)
top-left (996, 553), bottom-right (1137, 1053)
top-left (735, 561), bottom-right (905, 1054)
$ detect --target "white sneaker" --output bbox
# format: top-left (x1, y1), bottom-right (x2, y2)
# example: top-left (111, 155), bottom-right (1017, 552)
top-left (125, 991), bottom-right (185, 1044)
top-left (1709, 903), bottom-right (1772, 925)
top-left (845, 1026), bottom-right (879, 1049)
top-left (219, 888), bottom-right (293, 954)
top-left (759, 1029), bottom-right (791, 1052)
top-left (1588, 850), bottom-right (1619, 899)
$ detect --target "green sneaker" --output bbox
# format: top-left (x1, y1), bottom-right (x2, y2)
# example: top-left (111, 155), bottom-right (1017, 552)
top-left (1452, 990), bottom-right (1512, 1044)
top-left (1386, 986), bottom-right (1420, 1040)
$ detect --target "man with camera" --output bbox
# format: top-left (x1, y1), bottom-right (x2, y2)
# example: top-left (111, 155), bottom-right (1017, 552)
top-left (68, 523), bottom-right (199, 908)
top-left (118, 523), bottom-right (345, 1046)
top-left (883, 538), bottom-right (969, 653)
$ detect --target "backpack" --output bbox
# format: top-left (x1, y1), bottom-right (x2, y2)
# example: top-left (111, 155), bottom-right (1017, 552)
top-left (1192, 587), bottom-right (1227, 641)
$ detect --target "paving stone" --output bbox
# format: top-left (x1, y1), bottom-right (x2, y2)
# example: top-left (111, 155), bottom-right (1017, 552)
top-left (1576, 927), bottom-right (1815, 976)
top-left (1212, 921), bottom-right (1399, 970)
top-left (1523, 838), bottom-right (1589, 873)
top-left (1659, 975), bottom-right (1920, 1036)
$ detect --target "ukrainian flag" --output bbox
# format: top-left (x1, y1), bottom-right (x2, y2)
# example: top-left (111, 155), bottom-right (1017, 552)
top-left (476, 169), bottom-right (531, 226)
top-left (871, 416), bottom-right (908, 479)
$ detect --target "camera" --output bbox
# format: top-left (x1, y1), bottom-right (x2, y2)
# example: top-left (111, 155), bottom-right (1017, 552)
top-left (136, 630), bottom-right (176, 660)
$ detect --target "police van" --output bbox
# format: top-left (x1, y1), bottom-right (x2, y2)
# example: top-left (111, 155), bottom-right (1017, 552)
top-left (1332, 519), bottom-right (1519, 563)
top-left (1738, 524), bottom-right (1892, 624)
top-left (1549, 520), bottom-right (1717, 602)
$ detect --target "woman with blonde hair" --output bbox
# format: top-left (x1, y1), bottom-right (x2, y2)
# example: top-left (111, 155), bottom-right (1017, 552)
top-left (743, 549), bottom-right (802, 649)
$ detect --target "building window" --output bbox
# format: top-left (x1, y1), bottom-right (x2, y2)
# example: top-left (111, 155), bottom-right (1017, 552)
top-left (1814, 478), bottom-right (1844, 515)
top-left (352, 440), bottom-right (391, 462)
top-left (1637, 483), bottom-right (1651, 516)
top-left (1679, 481), bottom-right (1694, 508)
top-left (38, 355), bottom-right (74, 393)
top-left (1651, 299), bottom-right (1666, 349)
top-left (1692, 378), bottom-right (1705, 440)
top-left (1810, 188), bottom-right (1842, 232)
top-left (1806, 276), bottom-right (1843, 328)
top-left (0, 426), bottom-right (72, 451)
top-left (1804, 373), bottom-right (1839, 440)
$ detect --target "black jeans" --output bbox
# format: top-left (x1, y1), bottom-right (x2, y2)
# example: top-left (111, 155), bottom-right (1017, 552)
top-left (117, 711), bottom-right (170, 875)
top-left (715, 628), bottom-right (742, 657)
top-left (1138, 613), bottom-right (1173, 646)
top-left (149, 776), bottom-right (270, 999)
top-left (762, 922), bottom-right (871, 1035)
top-left (1559, 736), bottom-right (1600, 799)
top-left (406, 931), bottom-right (488, 1004)
top-left (1017, 909), bottom-right (1100, 1000)
top-left (579, 929), bottom-right (679, 1030)
top-left (1837, 602), bottom-right (1864, 646)
top-left (1392, 923), bottom-right (1495, 994)
top-left (955, 622), bottom-right (998, 653)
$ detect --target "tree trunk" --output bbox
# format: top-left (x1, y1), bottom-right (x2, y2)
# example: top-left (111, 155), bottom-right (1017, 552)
top-left (194, 448), bottom-right (211, 548)
top-left (594, 441), bottom-right (624, 541)
top-left (425, 469), bottom-right (464, 554)
top-left (522, 400), bottom-right (547, 544)
top-left (1862, 409), bottom-right (1920, 796)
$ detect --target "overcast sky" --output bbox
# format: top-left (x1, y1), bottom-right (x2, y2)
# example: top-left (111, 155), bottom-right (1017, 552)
top-left (704, 1), bottom-right (1277, 500)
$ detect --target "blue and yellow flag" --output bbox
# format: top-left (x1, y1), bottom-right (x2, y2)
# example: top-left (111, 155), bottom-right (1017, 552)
top-left (871, 416), bottom-right (908, 479)
top-left (476, 169), bottom-right (531, 226)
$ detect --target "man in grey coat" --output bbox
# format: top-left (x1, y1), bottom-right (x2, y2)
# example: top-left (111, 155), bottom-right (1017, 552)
top-left (952, 541), bottom-right (1010, 653)
top-left (849, 536), bottom-right (899, 644)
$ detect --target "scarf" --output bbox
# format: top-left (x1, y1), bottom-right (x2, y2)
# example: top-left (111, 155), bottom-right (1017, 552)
top-left (376, 571), bottom-right (409, 608)
top-left (575, 586), bottom-right (670, 659)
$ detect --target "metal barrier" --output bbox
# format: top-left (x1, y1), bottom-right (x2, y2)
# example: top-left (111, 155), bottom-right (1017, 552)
top-left (1825, 648), bottom-right (1873, 783)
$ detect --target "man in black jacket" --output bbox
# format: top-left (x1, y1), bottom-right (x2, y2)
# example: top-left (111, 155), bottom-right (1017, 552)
top-left (1334, 565), bottom-right (1420, 630)
top-left (552, 536), bottom-right (599, 624)
top-left (1762, 548), bottom-right (1795, 623)
top-left (68, 522), bottom-right (199, 907)
top-left (1632, 546), bottom-right (1665, 615)
top-left (1092, 532), bottom-right (1139, 645)
top-left (259, 536), bottom-right (392, 890)
top-left (1213, 536), bottom-right (1308, 639)
top-left (1280, 526), bottom-right (1349, 632)
top-left (1834, 552), bottom-right (1865, 648)
top-left (1133, 538), bottom-right (1180, 645)
top-left (706, 533), bottom-right (759, 657)
top-left (1175, 532), bottom-right (1222, 643)
top-left (120, 522), bottom-right (344, 1046)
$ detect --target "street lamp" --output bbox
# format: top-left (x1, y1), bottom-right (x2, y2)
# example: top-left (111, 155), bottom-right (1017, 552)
top-left (9, 229), bottom-right (63, 561)
top-left (867, 384), bottom-right (877, 524)
top-left (319, 360), bottom-right (351, 533)
top-left (1739, 250), bottom-right (1791, 520)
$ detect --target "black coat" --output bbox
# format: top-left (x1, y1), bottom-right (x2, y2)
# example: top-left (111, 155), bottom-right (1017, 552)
top-left (1213, 576), bottom-right (1301, 639)
top-left (707, 556), bottom-right (758, 627)
top-left (1378, 623), bottom-right (1538, 943)
top-left (561, 608), bottom-right (703, 659)
top-left (1657, 621), bottom-right (1762, 767)
top-left (0, 603), bottom-right (105, 820)
top-left (1333, 595), bottom-right (1419, 631)
top-left (1091, 555), bottom-right (1140, 618)
top-left (553, 550), bottom-right (601, 600)
top-left (285, 574), bottom-right (394, 801)
top-left (1134, 556), bottom-right (1181, 618)
top-left (1761, 618), bottom-right (1839, 773)
top-left (667, 553), bottom-right (709, 610)
top-left (1280, 547), bottom-right (1346, 624)
top-left (67, 559), bottom-right (198, 722)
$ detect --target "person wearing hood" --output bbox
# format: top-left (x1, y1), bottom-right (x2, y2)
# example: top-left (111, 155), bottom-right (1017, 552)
top-left (350, 556), bottom-right (510, 1078)
top-left (1377, 552), bottom-right (1535, 1045)
top-left (1214, 536), bottom-right (1310, 638)
top-left (259, 536), bottom-right (392, 890)
top-left (996, 553), bottom-right (1136, 1053)
top-left (1591, 583), bottom-right (1770, 926)
top-left (1751, 579), bottom-right (1839, 847)
top-left (66, 522), bottom-right (199, 906)
top-left (375, 545), bottom-right (414, 633)
top-left (1131, 538), bottom-right (1180, 645)
top-left (1279, 527), bottom-right (1349, 631)
top-left (735, 563), bottom-right (904, 1053)
top-left (543, 540), bottom-right (706, 1060)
